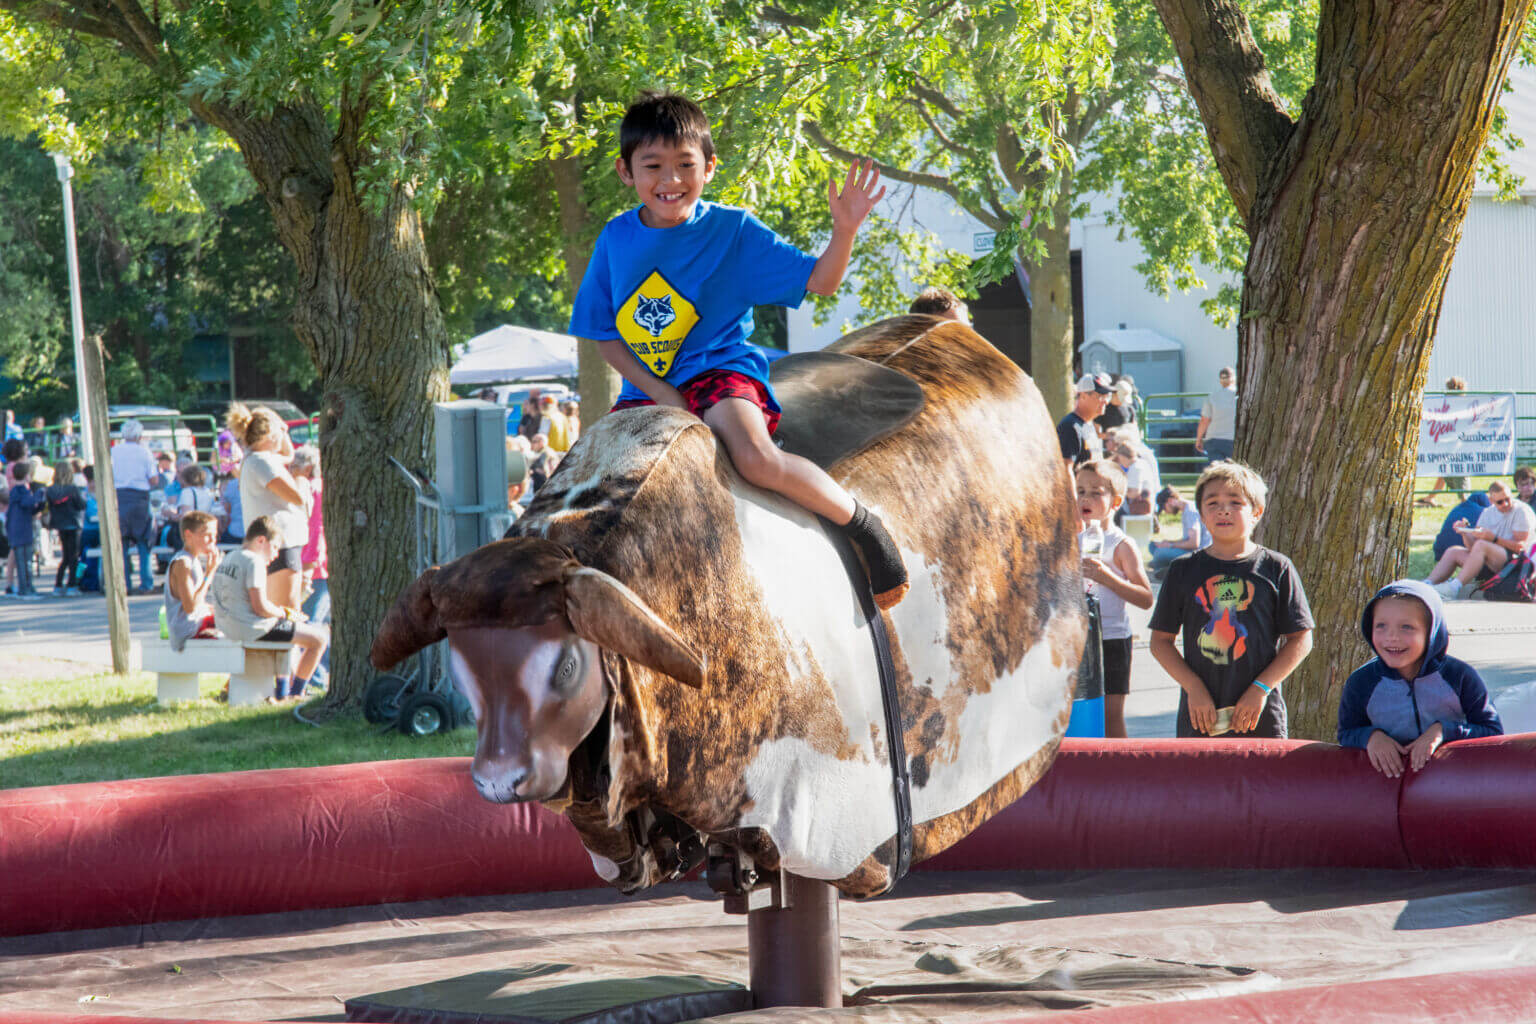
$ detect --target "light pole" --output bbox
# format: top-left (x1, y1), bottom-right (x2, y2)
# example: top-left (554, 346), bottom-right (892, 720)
top-left (50, 153), bottom-right (94, 457)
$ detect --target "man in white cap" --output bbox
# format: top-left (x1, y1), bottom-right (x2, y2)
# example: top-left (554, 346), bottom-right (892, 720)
top-left (1058, 372), bottom-right (1113, 469)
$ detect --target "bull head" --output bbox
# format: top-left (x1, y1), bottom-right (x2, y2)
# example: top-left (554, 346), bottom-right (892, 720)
top-left (370, 538), bottom-right (705, 804)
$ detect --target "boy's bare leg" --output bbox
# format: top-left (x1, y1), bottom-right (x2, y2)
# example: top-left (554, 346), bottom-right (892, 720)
top-left (704, 397), bottom-right (907, 607)
top-left (1426, 549), bottom-right (1467, 583)
top-left (703, 397), bottom-right (854, 523)
top-left (1104, 694), bottom-right (1127, 739)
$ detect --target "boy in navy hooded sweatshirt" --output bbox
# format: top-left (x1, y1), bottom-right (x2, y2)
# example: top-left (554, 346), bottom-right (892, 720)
top-left (1338, 580), bottom-right (1502, 777)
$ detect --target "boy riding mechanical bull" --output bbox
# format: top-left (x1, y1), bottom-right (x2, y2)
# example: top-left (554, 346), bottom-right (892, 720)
top-left (372, 94), bottom-right (1087, 898)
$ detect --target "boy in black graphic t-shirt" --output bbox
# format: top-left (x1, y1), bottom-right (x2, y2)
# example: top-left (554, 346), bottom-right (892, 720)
top-left (1149, 461), bottom-right (1314, 738)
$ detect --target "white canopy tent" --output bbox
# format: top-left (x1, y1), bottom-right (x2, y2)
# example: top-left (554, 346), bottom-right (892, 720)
top-left (449, 325), bottom-right (579, 386)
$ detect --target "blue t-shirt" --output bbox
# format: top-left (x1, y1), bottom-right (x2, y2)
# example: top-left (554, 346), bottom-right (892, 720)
top-left (569, 201), bottom-right (818, 404)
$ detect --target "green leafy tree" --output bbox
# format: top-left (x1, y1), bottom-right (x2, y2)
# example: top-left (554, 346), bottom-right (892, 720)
top-left (0, 1), bottom-right (521, 704)
top-left (1150, 0), bottom-right (1534, 739)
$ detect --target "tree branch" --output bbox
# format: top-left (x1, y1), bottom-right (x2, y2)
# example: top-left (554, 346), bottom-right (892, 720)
top-left (0, 1), bottom-right (119, 44)
top-left (902, 96), bottom-right (967, 156)
top-left (104, 0), bottom-right (164, 65)
top-left (911, 78), bottom-right (965, 121)
top-left (802, 119), bottom-right (1006, 232)
top-left (1149, 0), bottom-right (1294, 228)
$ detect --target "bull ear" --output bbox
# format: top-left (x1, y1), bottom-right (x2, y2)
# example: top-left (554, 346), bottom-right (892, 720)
top-left (371, 567), bottom-right (446, 670)
top-left (562, 567), bottom-right (706, 688)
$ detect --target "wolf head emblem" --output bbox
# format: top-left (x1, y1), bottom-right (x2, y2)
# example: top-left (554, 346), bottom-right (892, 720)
top-left (633, 295), bottom-right (677, 338)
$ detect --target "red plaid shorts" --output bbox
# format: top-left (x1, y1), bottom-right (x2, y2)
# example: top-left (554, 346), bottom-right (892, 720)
top-left (611, 369), bottom-right (781, 435)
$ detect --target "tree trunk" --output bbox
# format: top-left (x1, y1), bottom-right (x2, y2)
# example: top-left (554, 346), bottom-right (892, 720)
top-left (1156, 0), bottom-right (1534, 738)
top-left (1027, 186), bottom-right (1076, 421)
top-left (551, 150), bottom-right (619, 417)
top-left (193, 100), bottom-right (451, 707)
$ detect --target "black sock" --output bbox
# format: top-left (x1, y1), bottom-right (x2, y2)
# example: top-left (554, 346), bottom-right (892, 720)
top-left (842, 502), bottom-right (908, 604)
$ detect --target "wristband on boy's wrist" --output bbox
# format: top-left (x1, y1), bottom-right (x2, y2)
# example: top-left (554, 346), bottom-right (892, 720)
top-left (1251, 680), bottom-right (1273, 695)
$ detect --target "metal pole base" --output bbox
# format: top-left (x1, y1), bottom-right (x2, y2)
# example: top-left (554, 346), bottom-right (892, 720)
top-left (747, 872), bottom-right (843, 1009)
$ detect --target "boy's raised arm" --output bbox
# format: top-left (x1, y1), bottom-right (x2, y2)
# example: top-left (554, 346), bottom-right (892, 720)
top-left (806, 160), bottom-right (886, 296)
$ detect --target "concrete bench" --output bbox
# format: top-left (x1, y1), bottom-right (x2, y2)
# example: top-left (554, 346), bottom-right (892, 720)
top-left (141, 638), bottom-right (294, 706)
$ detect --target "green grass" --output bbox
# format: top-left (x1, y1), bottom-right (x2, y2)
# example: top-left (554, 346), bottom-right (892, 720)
top-left (0, 658), bottom-right (474, 792)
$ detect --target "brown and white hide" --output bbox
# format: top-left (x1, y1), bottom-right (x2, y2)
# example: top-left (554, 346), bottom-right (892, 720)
top-left (509, 316), bottom-right (1084, 897)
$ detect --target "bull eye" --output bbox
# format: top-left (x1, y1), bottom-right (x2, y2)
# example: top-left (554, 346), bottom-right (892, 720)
top-left (552, 647), bottom-right (581, 695)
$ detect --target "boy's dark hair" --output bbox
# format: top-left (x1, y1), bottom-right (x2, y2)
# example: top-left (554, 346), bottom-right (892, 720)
top-left (909, 287), bottom-right (963, 316)
top-left (181, 509), bottom-right (217, 534)
top-left (11, 459), bottom-right (30, 482)
top-left (245, 515), bottom-right (277, 543)
top-left (82, 464), bottom-right (94, 483)
top-left (619, 92), bottom-right (714, 166)
top-left (1515, 466), bottom-right (1534, 485)
top-left (1156, 484), bottom-right (1179, 511)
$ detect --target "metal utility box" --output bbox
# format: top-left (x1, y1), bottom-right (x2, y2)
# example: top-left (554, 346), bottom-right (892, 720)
top-left (433, 400), bottom-right (509, 560)
top-left (1081, 329), bottom-right (1184, 398)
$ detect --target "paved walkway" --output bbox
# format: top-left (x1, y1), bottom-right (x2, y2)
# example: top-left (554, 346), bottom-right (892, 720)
top-left (3, 579), bottom-right (1533, 736)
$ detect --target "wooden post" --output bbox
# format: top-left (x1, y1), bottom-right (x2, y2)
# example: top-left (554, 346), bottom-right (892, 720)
top-left (81, 332), bottom-right (132, 674)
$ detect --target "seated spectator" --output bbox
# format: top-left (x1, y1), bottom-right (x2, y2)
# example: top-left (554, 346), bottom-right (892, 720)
top-left (47, 460), bottom-right (87, 595)
top-left (210, 515), bottom-right (328, 701)
top-left (1148, 484), bottom-right (1211, 572)
top-left (1425, 480), bottom-right (1534, 599)
top-left (1109, 433), bottom-right (1159, 517)
top-left (540, 395), bottom-right (573, 453)
top-left (164, 510), bottom-right (223, 652)
top-left (908, 286), bottom-right (970, 324)
top-left (153, 450), bottom-right (176, 490)
top-left (528, 433), bottom-right (556, 493)
top-left (158, 465), bottom-right (218, 554)
top-left (1516, 466), bottom-right (1535, 507)
top-left (1338, 581), bottom-right (1502, 777)
top-left (1432, 491), bottom-right (1490, 561)
top-left (560, 399), bottom-right (581, 442)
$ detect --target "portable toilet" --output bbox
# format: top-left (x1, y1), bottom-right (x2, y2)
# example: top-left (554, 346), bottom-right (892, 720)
top-left (1080, 328), bottom-right (1184, 403)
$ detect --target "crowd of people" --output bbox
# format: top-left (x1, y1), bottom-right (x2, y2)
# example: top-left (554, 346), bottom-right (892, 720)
top-left (1053, 367), bottom-right (1519, 767)
top-left (1, 403), bottom-right (330, 702)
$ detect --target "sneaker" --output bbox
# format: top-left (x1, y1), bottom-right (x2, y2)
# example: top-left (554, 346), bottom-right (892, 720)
top-left (18, 592), bottom-right (43, 602)
top-left (1432, 579), bottom-right (1463, 600)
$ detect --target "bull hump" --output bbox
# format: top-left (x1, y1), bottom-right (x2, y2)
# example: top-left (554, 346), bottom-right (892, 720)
top-left (516, 408), bottom-right (715, 540)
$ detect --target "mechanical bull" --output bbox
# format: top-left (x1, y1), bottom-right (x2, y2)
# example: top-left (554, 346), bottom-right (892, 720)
top-left (371, 315), bottom-right (1086, 899)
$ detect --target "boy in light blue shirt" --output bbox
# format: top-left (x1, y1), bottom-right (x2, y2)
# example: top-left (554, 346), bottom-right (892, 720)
top-left (570, 93), bottom-right (908, 608)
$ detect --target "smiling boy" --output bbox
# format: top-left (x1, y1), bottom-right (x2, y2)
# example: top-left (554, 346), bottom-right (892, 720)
top-left (1338, 581), bottom-right (1502, 776)
top-left (1148, 461), bottom-right (1314, 738)
top-left (570, 92), bottom-right (908, 608)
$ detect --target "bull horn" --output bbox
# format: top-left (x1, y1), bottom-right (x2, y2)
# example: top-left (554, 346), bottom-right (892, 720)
top-left (371, 567), bottom-right (446, 670)
top-left (562, 566), bottom-right (707, 688)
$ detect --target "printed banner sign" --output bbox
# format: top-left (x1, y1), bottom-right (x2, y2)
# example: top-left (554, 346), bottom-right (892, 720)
top-left (1418, 393), bottom-right (1516, 477)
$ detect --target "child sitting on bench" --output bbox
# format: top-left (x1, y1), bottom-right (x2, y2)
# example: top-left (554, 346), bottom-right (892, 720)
top-left (163, 510), bottom-right (223, 651)
top-left (211, 515), bottom-right (329, 701)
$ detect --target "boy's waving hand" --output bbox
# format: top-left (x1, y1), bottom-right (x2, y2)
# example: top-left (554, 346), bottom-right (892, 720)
top-left (828, 159), bottom-right (887, 231)
top-left (808, 159), bottom-right (887, 295)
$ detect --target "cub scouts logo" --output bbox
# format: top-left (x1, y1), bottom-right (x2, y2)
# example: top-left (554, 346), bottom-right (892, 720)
top-left (617, 269), bottom-right (700, 377)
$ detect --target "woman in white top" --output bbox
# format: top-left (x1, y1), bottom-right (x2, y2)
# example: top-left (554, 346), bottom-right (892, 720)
top-left (226, 403), bottom-right (308, 611)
